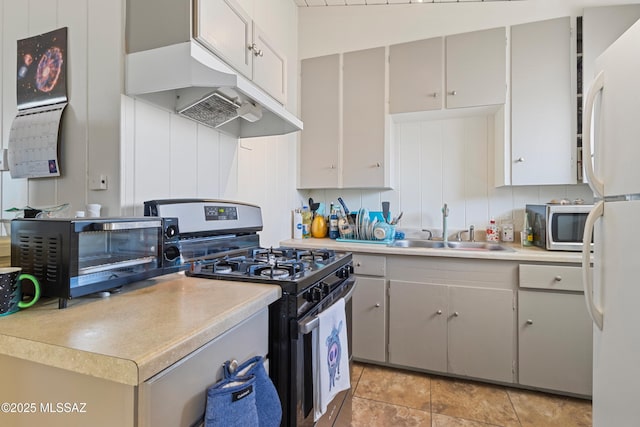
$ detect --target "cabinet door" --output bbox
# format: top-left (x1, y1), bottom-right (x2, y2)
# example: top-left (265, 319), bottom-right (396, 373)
top-left (352, 276), bottom-right (386, 362)
top-left (252, 24), bottom-right (286, 104)
top-left (342, 47), bottom-right (387, 188)
top-left (518, 290), bottom-right (592, 396)
top-left (448, 286), bottom-right (514, 383)
top-left (195, 0), bottom-right (252, 78)
top-left (511, 17), bottom-right (574, 185)
top-left (445, 27), bottom-right (506, 109)
top-left (388, 280), bottom-right (447, 372)
top-left (389, 37), bottom-right (443, 113)
top-left (299, 54), bottom-right (340, 189)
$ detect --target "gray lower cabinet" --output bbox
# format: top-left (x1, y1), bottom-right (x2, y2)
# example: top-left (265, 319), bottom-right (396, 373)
top-left (138, 308), bottom-right (269, 426)
top-left (352, 254), bottom-right (387, 362)
top-left (388, 281), bottom-right (447, 371)
top-left (518, 290), bottom-right (592, 396)
top-left (352, 276), bottom-right (387, 362)
top-left (517, 263), bottom-right (592, 396)
top-left (389, 280), bottom-right (515, 383)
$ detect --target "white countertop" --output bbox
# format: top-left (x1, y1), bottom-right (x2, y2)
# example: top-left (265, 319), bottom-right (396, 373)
top-left (280, 238), bottom-right (585, 263)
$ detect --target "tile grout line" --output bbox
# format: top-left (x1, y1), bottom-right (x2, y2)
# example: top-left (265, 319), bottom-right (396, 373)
top-left (505, 389), bottom-right (524, 427)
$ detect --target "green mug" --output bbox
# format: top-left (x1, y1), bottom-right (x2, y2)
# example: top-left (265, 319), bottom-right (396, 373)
top-left (0, 267), bottom-right (41, 317)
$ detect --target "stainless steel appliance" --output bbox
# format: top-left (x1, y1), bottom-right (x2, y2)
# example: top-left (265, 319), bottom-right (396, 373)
top-left (525, 203), bottom-right (594, 251)
top-left (11, 217), bottom-right (179, 309)
top-left (144, 199), bottom-right (355, 427)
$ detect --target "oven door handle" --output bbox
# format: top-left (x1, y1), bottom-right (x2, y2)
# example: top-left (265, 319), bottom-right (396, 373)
top-left (93, 220), bottom-right (162, 231)
top-left (299, 280), bottom-right (356, 335)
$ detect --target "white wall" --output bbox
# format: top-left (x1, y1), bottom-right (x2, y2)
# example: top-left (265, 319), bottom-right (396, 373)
top-left (298, 0), bottom-right (632, 237)
top-left (1, 0), bottom-right (123, 220)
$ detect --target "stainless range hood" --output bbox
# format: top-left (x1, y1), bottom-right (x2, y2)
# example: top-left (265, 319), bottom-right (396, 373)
top-left (125, 41), bottom-right (303, 138)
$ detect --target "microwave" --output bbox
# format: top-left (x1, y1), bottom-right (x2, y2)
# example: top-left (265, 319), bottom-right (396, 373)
top-left (11, 217), bottom-right (181, 309)
top-left (525, 204), bottom-right (594, 251)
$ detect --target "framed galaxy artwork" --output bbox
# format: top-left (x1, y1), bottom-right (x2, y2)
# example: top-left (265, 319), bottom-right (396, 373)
top-left (17, 27), bottom-right (68, 109)
top-left (8, 27), bottom-right (68, 179)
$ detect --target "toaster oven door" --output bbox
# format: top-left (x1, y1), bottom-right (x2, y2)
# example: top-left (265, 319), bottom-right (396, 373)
top-left (74, 220), bottom-right (163, 289)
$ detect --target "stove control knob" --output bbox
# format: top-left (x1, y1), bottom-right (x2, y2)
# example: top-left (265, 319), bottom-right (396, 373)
top-left (337, 266), bottom-right (352, 279)
top-left (312, 287), bottom-right (323, 302)
top-left (322, 282), bottom-right (331, 295)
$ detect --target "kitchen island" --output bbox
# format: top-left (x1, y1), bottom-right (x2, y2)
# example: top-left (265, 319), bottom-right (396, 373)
top-left (0, 272), bottom-right (281, 427)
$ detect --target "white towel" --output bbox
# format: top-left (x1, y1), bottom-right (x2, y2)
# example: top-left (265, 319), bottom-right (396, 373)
top-left (313, 297), bottom-right (350, 422)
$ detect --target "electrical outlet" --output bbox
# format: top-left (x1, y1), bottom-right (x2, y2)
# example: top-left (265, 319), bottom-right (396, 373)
top-left (89, 174), bottom-right (108, 190)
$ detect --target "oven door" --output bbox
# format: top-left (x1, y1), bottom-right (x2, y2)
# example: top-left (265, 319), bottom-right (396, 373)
top-left (294, 277), bottom-right (355, 427)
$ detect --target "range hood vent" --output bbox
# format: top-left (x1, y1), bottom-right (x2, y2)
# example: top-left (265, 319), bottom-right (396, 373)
top-left (125, 42), bottom-right (302, 138)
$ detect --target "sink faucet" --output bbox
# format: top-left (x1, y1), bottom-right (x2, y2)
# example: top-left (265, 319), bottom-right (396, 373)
top-left (421, 229), bottom-right (433, 240)
top-left (456, 225), bottom-right (475, 242)
top-left (442, 203), bottom-right (449, 243)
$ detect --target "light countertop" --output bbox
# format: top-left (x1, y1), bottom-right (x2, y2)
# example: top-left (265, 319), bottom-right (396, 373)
top-left (280, 238), bottom-right (585, 263)
top-left (0, 273), bottom-right (281, 386)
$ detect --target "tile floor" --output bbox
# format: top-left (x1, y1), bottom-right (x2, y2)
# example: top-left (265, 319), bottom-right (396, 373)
top-left (348, 362), bottom-right (592, 427)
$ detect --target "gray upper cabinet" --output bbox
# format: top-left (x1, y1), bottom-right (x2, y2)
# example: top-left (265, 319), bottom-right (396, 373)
top-left (389, 29), bottom-right (506, 113)
top-left (299, 47), bottom-right (391, 190)
top-left (299, 54), bottom-right (340, 189)
top-left (446, 27), bottom-right (506, 109)
top-left (195, 0), bottom-right (287, 103)
top-left (195, 0), bottom-right (253, 78)
top-left (342, 47), bottom-right (387, 188)
top-left (510, 17), bottom-right (574, 185)
top-left (389, 37), bottom-right (443, 114)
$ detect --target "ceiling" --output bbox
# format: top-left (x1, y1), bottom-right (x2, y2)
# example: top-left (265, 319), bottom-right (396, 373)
top-left (293, 0), bottom-right (520, 5)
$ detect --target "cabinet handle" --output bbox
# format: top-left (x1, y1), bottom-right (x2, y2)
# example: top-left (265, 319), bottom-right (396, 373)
top-left (526, 319), bottom-right (534, 325)
top-left (554, 276), bottom-right (562, 282)
top-left (375, 162), bottom-right (381, 168)
top-left (248, 43), bottom-right (264, 57)
top-left (355, 262), bottom-right (361, 267)
top-left (431, 92), bottom-right (438, 98)
top-left (453, 311), bottom-right (459, 317)
top-left (330, 164), bottom-right (336, 169)
top-left (516, 157), bottom-right (525, 163)
top-left (375, 303), bottom-right (381, 308)
top-left (436, 310), bottom-right (443, 315)
top-left (448, 90), bottom-right (457, 96)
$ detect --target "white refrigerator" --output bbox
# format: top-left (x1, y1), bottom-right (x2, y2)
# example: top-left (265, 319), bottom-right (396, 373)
top-left (582, 18), bottom-right (640, 427)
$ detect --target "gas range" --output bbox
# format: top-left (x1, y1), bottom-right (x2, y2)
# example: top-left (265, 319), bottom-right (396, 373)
top-left (187, 247), bottom-right (352, 295)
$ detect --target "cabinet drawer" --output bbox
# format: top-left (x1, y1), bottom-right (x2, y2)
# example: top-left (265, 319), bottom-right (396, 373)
top-left (353, 254), bottom-right (386, 276)
top-left (519, 264), bottom-right (583, 292)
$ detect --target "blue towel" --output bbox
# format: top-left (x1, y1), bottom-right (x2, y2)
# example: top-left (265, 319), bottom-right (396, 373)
top-left (205, 375), bottom-right (259, 427)
top-left (223, 356), bottom-right (282, 427)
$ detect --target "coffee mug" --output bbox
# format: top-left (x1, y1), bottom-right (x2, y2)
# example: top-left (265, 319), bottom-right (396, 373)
top-left (0, 267), bottom-right (41, 317)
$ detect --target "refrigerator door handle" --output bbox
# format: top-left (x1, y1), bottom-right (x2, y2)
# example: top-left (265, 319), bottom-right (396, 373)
top-left (582, 200), bottom-right (604, 330)
top-left (583, 71), bottom-right (605, 199)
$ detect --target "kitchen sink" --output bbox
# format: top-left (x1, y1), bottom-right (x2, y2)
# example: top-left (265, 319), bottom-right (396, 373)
top-left (390, 239), bottom-right (514, 252)
top-left (390, 239), bottom-right (446, 249)
top-left (446, 241), bottom-right (515, 252)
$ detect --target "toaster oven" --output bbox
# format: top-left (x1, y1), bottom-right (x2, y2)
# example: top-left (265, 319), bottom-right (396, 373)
top-left (11, 217), bottom-right (177, 308)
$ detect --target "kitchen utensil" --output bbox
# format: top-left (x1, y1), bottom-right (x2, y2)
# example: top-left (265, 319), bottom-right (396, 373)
top-left (338, 198), bottom-right (356, 238)
top-left (382, 201), bottom-right (390, 223)
top-left (391, 211), bottom-right (403, 225)
top-left (308, 198), bottom-right (320, 214)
